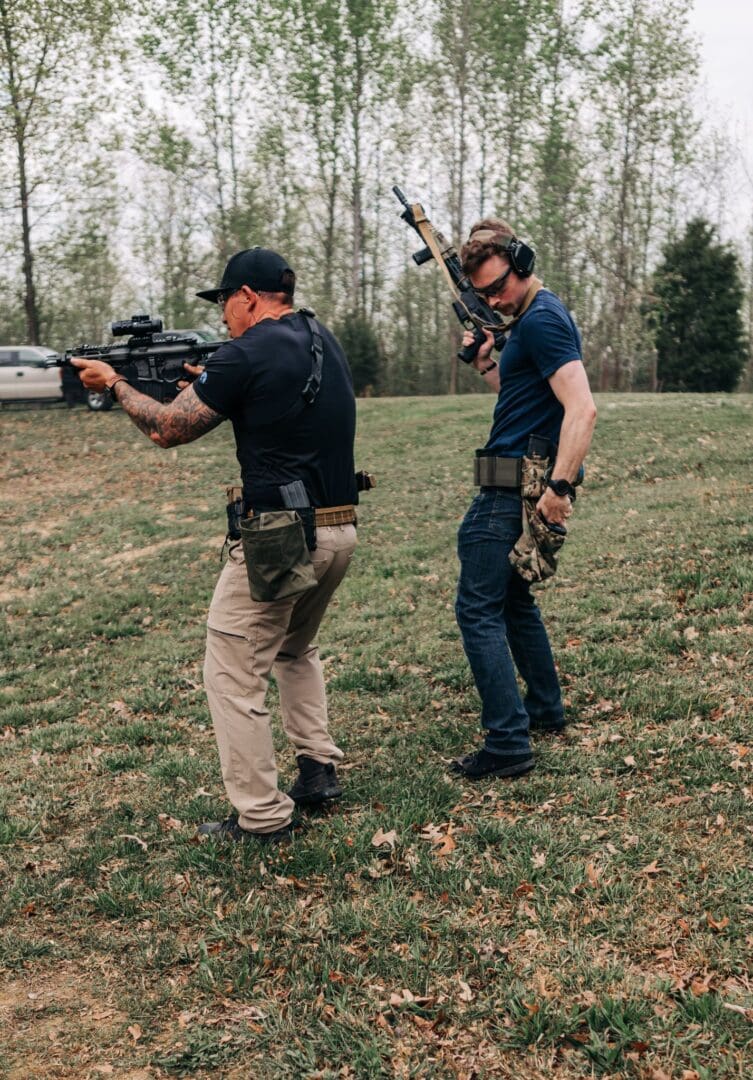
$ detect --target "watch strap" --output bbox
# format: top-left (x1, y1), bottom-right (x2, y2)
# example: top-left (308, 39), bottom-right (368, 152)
top-left (547, 477), bottom-right (576, 499)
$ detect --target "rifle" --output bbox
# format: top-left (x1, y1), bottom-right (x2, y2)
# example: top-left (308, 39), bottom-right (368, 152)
top-left (393, 185), bottom-right (508, 364)
top-left (62, 314), bottom-right (223, 403)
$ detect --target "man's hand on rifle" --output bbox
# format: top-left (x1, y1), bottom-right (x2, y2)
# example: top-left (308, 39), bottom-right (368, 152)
top-left (71, 357), bottom-right (118, 392)
top-left (463, 329), bottom-right (499, 388)
top-left (177, 362), bottom-right (205, 390)
top-left (71, 357), bottom-right (204, 394)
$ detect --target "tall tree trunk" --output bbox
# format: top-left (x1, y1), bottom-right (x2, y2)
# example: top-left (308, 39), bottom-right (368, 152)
top-left (1, 5), bottom-right (41, 342)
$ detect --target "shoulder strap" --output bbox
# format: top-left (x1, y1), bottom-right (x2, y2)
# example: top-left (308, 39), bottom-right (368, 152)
top-left (506, 277), bottom-right (543, 330)
top-left (299, 308), bottom-right (323, 406)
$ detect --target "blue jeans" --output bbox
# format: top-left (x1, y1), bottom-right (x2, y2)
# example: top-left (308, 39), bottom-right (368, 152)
top-left (455, 491), bottom-right (564, 755)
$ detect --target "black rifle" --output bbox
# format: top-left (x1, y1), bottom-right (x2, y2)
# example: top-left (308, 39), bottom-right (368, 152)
top-left (62, 314), bottom-right (223, 403)
top-left (393, 185), bottom-right (507, 363)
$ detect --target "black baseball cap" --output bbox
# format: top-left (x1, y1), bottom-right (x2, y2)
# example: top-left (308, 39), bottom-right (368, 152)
top-left (196, 247), bottom-right (295, 303)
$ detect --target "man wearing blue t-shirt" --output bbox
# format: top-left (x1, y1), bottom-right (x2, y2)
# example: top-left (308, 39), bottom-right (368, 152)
top-left (450, 219), bottom-right (596, 781)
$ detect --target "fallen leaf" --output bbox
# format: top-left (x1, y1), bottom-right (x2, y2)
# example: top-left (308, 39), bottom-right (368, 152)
top-left (458, 980), bottom-right (474, 1002)
top-left (116, 834), bottom-right (148, 852)
top-left (585, 862), bottom-right (600, 888)
top-left (683, 626), bottom-right (699, 642)
top-left (389, 988), bottom-right (414, 1006)
top-left (433, 833), bottom-right (456, 857)
top-left (638, 860), bottom-right (663, 876)
top-left (371, 828), bottom-right (398, 850)
top-left (623, 755), bottom-right (637, 767)
top-left (722, 1002), bottom-right (753, 1019)
top-left (158, 813), bottom-right (182, 831)
top-left (127, 1024), bottom-right (142, 1042)
top-left (706, 912), bottom-right (730, 932)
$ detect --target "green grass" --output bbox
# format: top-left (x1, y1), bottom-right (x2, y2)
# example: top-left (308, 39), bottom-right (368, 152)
top-left (1, 393), bottom-right (752, 1078)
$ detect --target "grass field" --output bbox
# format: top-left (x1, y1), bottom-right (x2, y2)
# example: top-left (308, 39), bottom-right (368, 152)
top-left (1, 393), bottom-right (752, 1080)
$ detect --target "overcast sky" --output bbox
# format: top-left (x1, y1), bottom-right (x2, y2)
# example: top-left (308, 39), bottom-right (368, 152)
top-left (690, 0), bottom-right (753, 130)
top-left (688, 0), bottom-right (753, 238)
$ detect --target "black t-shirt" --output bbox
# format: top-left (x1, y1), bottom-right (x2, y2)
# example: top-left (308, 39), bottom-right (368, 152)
top-left (193, 312), bottom-right (357, 510)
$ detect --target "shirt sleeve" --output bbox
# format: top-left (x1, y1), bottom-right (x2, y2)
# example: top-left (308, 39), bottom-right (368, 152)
top-left (523, 305), bottom-right (582, 379)
top-left (192, 340), bottom-right (252, 417)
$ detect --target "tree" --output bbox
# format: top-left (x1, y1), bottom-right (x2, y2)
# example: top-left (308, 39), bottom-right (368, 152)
top-left (587, 0), bottom-right (699, 390)
top-left (653, 218), bottom-right (747, 392)
top-left (0, 0), bottom-right (117, 342)
top-left (335, 310), bottom-right (382, 394)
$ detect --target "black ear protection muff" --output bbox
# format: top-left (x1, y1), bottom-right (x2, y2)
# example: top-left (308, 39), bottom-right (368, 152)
top-left (505, 238), bottom-right (536, 277)
top-left (465, 226), bottom-right (537, 278)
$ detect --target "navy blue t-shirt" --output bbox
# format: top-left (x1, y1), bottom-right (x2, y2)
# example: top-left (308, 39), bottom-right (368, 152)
top-left (193, 312), bottom-right (357, 510)
top-left (485, 289), bottom-right (582, 456)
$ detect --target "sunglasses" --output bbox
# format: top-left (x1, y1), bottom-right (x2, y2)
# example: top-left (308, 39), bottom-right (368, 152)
top-left (216, 289), bottom-right (237, 309)
top-left (472, 266), bottom-right (512, 299)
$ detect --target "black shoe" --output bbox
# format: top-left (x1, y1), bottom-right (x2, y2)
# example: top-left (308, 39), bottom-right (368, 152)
top-left (288, 756), bottom-right (343, 807)
top-left (449, 747), bottom-right (535, 780)
top-left (197, 815), bottom-right (293, 844)
top-left (529, 718), bottom-right (567, 734)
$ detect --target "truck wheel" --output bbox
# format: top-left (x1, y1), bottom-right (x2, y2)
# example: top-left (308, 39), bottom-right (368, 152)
top-left (86, 390), bottom-right (113, 412)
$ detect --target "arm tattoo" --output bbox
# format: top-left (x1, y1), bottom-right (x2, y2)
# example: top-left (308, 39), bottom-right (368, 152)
top-left (115, 383), bottom-right (225, 447)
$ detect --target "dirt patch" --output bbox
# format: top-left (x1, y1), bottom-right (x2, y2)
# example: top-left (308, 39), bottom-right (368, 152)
top-left (102, 534), bottom-right (225, 567)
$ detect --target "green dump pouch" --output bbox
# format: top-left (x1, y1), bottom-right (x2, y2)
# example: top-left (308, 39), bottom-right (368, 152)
top-left (239, 510), bottom-right (318, 602)
top-left (509, 453), bottom-right (566, 583)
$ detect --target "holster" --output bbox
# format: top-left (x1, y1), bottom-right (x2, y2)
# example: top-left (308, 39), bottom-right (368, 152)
top-left (509, 442), bottom-right (566, 584)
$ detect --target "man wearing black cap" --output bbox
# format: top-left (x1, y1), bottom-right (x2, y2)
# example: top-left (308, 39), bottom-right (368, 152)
top-left (73, 248), bottom-right (359, 845)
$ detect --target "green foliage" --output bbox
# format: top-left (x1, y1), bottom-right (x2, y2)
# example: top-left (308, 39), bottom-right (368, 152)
top-left (653, 218), bottom-right (747, 391)
top-left (335, 309), bottom-right (383, 394)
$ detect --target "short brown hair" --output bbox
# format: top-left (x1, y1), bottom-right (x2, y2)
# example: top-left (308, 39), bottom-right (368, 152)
top-left (460, 218), bottom-right (517, 275)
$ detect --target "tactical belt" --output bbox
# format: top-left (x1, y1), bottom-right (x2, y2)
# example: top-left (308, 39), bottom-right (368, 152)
top-left (246, 504), bottom-right (357, 527)
top-left (473, 455), bottom-right (522, 488)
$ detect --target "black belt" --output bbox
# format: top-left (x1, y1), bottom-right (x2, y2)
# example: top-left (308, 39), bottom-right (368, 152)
top-left (473, 454), bottom-right (522, 487)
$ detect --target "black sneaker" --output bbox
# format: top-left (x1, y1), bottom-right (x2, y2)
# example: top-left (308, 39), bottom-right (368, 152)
top-left (449, 747), bottom-right (535, 780)
top-left (288, 756), bottom-right (343, 807)
top-left (197, 815), bottom-right (293, 844)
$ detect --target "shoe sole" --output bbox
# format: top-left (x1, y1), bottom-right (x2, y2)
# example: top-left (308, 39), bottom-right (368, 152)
top-left (291, 788), bottom-right (343, 808)
top-left (530, 724), bottom-right (566, 734)
top-left (450, 759), bottom-right (536, 781)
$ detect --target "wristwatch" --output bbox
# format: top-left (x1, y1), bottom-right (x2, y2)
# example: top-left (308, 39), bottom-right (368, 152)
top-left (547, 477), bottom-right (576, 499)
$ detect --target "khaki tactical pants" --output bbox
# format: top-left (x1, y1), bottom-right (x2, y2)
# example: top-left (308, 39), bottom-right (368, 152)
top-left (204, 524), bottom-right (357, 833)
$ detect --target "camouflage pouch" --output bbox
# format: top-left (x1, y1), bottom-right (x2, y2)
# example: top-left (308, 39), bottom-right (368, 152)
top-left (519, 451), bottom-right (549, 500)
top-left (239, 510), bottom-right (318, 603)
top-left (509, 454), bottom-right (566, 583)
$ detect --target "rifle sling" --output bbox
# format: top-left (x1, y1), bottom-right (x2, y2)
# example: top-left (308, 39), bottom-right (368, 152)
top-left (506, 277), bottom-right (543, 329)
top-left (411, 203), bottom-right (462, 303)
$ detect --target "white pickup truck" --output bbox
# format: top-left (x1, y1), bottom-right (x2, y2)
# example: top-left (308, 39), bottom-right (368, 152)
top-left (0, 345), bottom-right (112, 409)
top-left (0, 346), bottom-right (64, 403)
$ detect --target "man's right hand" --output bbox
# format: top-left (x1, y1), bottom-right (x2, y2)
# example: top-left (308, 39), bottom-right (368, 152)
top-left (462, 328), bottom-right (495, 370)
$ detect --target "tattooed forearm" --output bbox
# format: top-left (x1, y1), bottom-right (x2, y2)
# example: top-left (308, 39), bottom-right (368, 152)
top-left (114, 383), bottom-right (225, 447)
